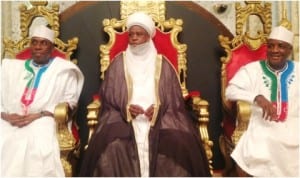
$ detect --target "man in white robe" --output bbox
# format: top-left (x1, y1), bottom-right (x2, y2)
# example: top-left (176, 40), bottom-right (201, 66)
top-left (226, 25), bottom-right (299, 176)
top-left (0, 25), bottom-right (84, 176)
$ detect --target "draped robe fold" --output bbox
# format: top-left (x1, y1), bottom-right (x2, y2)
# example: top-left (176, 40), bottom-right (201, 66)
top-left (1, 57), bottom-right (84, 176)
top-left (80, 53), bottom-right (211, 177)
top-left (226, 60), bottom-right (299, 176)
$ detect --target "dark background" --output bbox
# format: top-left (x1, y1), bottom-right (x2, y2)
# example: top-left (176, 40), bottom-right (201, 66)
top-left (58, 1), bottom-right (233, 173)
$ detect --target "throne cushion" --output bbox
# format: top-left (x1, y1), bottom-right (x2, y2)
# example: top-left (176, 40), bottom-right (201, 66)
top-left (15, 47), bottom-right (67, 60)
top-left (109, 28), bottom-right (178, 71)
top-left (226, 43), bottom-right (267, 83)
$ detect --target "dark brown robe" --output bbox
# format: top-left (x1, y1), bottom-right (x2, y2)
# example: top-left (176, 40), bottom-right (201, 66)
top-left (79, 53), bottom-right (211, 176)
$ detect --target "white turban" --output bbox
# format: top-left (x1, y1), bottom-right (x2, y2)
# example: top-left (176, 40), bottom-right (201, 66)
top-left (31, 25), bottom-right (55, 43)
top-left (268, 26), bottom-right (294, 45)
top-left (126, 12), bottom-right (156, 38)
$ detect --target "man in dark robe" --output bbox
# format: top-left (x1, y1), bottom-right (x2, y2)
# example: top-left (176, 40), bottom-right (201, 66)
top-left (80, 12), bottom-right (211, 177)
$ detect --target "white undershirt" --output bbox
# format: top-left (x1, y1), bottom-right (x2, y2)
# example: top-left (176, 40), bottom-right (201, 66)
top-left (125, 40), bottom-right (157, 177)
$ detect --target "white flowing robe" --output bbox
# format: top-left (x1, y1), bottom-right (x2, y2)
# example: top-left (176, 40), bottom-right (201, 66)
top-left (0, 57), bottom-right (84, 177)
top-left (125, 40), bottom-right (157, 177)
top-left (226, 60), bottom-right (299, 176)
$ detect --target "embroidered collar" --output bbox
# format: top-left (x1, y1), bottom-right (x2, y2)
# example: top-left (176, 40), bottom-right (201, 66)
top-left (21, 59), bottom-right (53, 114)
top-left (265, 60), bottom-right (288, 73)
top-left (260, 60), bottom-right (294, 122)
top-left (32, 59), bottom-right (53, 68)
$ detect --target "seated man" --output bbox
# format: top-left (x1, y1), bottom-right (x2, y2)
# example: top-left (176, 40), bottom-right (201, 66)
top-left (0, 25), bottom-right (84, 176)
top-left (80, 12), bottom-right (211, 177)
top-left (226, 25), bottom-right (299, 176)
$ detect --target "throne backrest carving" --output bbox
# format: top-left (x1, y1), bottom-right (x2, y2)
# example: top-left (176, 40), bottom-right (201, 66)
top-left (99, 0), bottom-right (188, 96)
top-left (218, 1), bottom-right (271, 139)
top-left (3, 1), bottom-right (78, 63)
top-left (94, 2), bottom-right (212, 172)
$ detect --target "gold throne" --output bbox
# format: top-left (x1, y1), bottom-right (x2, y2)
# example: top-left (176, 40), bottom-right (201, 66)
top-left (2, 1), bottom-right (79, 176)
top-left (218, 1), bottom-right (272, 176)
top-left (86, 0), bottom-right (213, 174)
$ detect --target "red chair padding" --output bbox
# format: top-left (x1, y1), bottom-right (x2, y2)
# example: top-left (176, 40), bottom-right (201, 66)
top-left (153, 29), bottom-right (178, 71)
top-left (109, 28), bottom-right (178, 72)
top-left (226, 43), bottom-right (267, 84)
top-left (16, 47), bottom-right (67, 60)
top-left (109, 31), bottom-right (129, 61)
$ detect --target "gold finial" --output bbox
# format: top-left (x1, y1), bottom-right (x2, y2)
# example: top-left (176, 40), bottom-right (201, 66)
top-left (245, 1), bottom-right (261, 5)
top-left (279, 2), bottom-right (292, 30)
top-left (30, 1), bottom-right (48, 6)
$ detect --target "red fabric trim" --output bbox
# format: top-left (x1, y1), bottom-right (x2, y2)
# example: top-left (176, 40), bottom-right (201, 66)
top-left (71, 122), bottom-right (80, 144)
top-left (93, 94), bottom-right (100, 101)
top-left (184, 90), bottom-right (201, 100)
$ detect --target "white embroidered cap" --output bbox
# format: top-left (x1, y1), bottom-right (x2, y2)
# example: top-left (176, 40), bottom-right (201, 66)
top-left (126, 12), bottom-right (156, 38)
top-left (268, 26), bottom-right (294, 45)
top-left (31, 25), bottom-right (55, 43)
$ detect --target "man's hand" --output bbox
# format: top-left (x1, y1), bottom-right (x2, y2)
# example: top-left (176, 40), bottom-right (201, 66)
top-left (1, 112), bottom-right (42, 127)
top-left (144, 104), bottom-right (154, 121)
top-left (129, 104), bottom-right (144, 118)
top-left (254, 95), bottom-right (278, 121)
top-left (1, 113), bottom-right (24, 125)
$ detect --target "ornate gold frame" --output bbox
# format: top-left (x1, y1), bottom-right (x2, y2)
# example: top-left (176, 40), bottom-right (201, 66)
top-left (3, 1), bottom-right (78, 63)
top-left (99, 1), bottom-right (188, 96)
top-left (219, 1), bottom-right (271, 144)
top-left (86, 0), bottom-right (213, 174)
top-left (218, 1), bottom-right (272, 176)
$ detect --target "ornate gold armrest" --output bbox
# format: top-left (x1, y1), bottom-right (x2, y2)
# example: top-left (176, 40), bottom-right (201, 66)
top-left (54, 102), bottom-right (77, 149)
top-left (231, 100), bottom-right (251, 146)
top-left (191, 95), bottom-right (213, 175)
top-left (85, 97), bottom-right (101, 149)
top-left (54, 102), bottom-right (77, 177)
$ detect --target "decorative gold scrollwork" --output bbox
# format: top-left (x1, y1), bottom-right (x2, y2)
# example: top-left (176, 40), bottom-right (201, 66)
top-left (3, 1), bottom-right (78, 63)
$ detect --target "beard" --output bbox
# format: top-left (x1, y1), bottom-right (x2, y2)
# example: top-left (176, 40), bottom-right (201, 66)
top-left (129, 41), bottom-right (150, 55)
